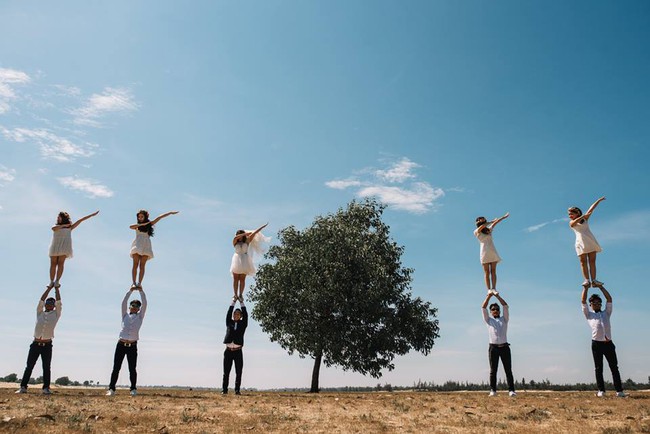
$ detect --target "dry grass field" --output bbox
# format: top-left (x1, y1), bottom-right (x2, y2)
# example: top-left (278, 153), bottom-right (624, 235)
top-left (0, 386), bottom-right (649, 433)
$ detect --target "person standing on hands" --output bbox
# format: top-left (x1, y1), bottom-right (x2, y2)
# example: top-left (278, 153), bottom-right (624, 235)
top-left (16, 286), bottom-right (62, 395)
top-left (581, 283), bottom-right (626, 397)
top-left (47, 210), bottom-right (99, 289)
top-left (482, 291), bottom-right (516, 397)
top-left (222, 295), bottom-right (248, 395)
top-left (569, 196), bottom-right (605, 288)
top-left (106, 287), bottom-right (147, 397)
top-left (230, 223), bottom-right (269, 301)
top-left (474, 213), bottom-right (509, 293)
top-left (129, 210), bottom-right (179, 289)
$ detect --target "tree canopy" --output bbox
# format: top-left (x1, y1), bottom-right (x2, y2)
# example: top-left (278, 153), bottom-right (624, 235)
top-left (249, 199), bottom-right (440, 392)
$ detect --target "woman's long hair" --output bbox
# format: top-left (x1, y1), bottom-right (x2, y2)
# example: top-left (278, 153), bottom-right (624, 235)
top-left (568, 206), bottom-right (585, 224)
top-left (475, 216), bottom-right (490, 234)
top-left (235, 229), bottom-right (246, 244)
top-left (57, 212), bottom-right (71, 225)
top-left (137, 210), bottom-right (154, 236)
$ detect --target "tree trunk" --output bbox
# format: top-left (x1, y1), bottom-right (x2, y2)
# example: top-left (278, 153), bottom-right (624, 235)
top-left (309, 350), bottom-right (322, 393)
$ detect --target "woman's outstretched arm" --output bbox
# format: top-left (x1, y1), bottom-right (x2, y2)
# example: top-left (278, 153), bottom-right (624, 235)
top-left (71, 210), bottom-right (100, 230)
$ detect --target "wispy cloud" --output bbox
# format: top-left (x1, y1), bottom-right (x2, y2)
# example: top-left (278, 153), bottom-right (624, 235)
top-left (359, 183), bottom-right (444, 214)
top-left (57, 176), bottom-right (114, 198)
top-left (524, 218), bottom-right (568, 233)
top-left (72, 87), bottom-right (138, 126)
top-left (0, 165), bottom-right (16, 183)
top-left (0, 68), bottom-right (31, 114)
top-left (324, 178), bottom-right (362, 190)
top-left (376, 158), bottom-right (418, 183)
top-left (51, 84), bottom-right (81, 97)
top-left (1, 126), bottom-right (97, 162)
top-left (325, 157), bottom-right (446, 214)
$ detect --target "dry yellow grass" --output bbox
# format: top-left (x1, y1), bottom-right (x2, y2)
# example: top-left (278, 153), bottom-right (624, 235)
top-left (0, 387), bottom-right (649, 433)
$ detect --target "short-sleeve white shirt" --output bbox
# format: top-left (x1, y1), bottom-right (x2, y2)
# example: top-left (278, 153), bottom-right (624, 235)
top-left (34, 300), bottom-right (62, 340)
top-left (582, 302), bottom-right (612, 341)
top-left (482, 305), bottom-right (509, 345)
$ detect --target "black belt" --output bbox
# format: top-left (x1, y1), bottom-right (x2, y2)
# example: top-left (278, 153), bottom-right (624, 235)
top-left (119, 340), bottom-right (138, 347)
top-left (33, 341), bottom-right (52, 346)
top-left (490, 343), bottom-right (509, 348)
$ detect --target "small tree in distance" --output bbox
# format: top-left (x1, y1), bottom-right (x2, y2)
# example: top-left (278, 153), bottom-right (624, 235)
top-left (55, 376), bottom-right (71, 386)
top-left (250, 199), bottom-right (440, 392)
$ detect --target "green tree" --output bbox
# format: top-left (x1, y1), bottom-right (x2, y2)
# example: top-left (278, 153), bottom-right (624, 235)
top-left (2, 373), bottom-right (18, 383)
top-left (250, 199), bottom-right (440, 392)
top-left (54, 376), bottom-right (71, 386)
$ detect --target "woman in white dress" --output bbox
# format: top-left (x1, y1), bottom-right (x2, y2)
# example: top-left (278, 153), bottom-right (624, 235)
top-left (568, 196), bottom-right (605, 288)
top-left (474, 212), bottom-right (509, 293)
top-left (231, 223), bottom-right (269, 301)
top-left (129, 210), bottom-right (179, 288)
top-left (48, 210), bottom-right (99, 289)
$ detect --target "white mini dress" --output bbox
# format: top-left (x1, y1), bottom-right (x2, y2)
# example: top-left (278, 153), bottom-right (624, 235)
top-left (474, 227), bottom-right (501, 264)
top-left (230, 242), bottom-right (255, 276)
top-left (571, 221), bottom-right (602, 256)
top-left (49, 228), bottom-right (73, 258)
top-left (130, 230), bottom-right (154, 259)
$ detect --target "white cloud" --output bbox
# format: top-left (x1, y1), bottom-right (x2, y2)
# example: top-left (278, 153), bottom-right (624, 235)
top-left (324, 178), bottom-right (361, 190)
top-left (1, 126), bottom-right (97, 162)
top-left (0, 68), bottom-right (31, 84)
top-left (525, 218), bottom-right (568, 233)
top-left (52, 84), bottom-right (81, 97)
top-left (0, 165), bottom-right (16, 183)
top-left (326, 157), bottom-right (448, 214)
top-left (57, 176), bottom-right (114, 198)
top-left (0, 68), bottom-right (31, 114)
top-left (358, 183), bottom-right (444, 214)
top-left (376, 158), bottom-right (419, 183)
top-left (72, 87), bottom-right (138, 126)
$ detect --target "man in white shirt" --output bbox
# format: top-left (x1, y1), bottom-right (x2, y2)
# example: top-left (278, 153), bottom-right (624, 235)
top-left (106, 287), bottom-right (147, 397)
top-left (581, 284), bottom-right (625, 397)
top-left (16, 286), bottom-right (62, 395)
top-left (482, 290), bottom-right (515, 397)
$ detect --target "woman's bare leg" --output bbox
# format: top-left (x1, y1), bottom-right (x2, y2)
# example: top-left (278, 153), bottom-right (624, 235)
top-left (132, 255), bottom-right (141, 285)
top-left (138, 256), bottom-right (149, 286)
top-left (54, 256), bottom-right (66, 284)
top-left (579, 254), bottom-right (589, 282)
top-left (482, 263), bottom-right (491, 290)
top-left (232, 274), bottom-right (239, 297)
top-left (238, 275), bottom-right (246, 298)
top-left (49, 256), bottom-right (57, 284)
top-left (588, 252), bottom-right (597, 281)
top-left (490, 262), bottom-right (497, 290)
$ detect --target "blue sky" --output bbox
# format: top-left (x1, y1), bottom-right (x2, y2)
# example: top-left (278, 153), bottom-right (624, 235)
top-left (1, 1), bottom-right (649, 389)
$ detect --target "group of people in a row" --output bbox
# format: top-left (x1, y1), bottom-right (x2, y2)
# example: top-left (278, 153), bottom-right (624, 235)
top-left (15, 285), bottom-right (250, 396)
top-left (15, 209), bottom-right (268, 395)
top-left (14, 196), bottom-right (622, 396)
top-left (474, 196), bottom-right (607, 292)
top-left (476, 196), bottom-right (624, 397)
top-left (46, 209), bottom-right (179, 291)
top-left (483, 284), bottom-right (626, 397)
top-left (15, 285), bottom-right (148, 395)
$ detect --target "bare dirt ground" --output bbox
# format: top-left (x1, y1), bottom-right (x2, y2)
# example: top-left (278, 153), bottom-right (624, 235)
top-left (0, 387), bottom-right (649, 433)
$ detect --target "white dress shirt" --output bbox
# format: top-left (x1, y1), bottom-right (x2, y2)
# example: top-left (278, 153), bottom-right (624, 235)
top-left (33, 300), bottom-right (62, 340)
top-left (582, 302), bottom-right (612, 341)
top-left (118, 290), bottom-right (147, 341)
top-left (482, 305), bottom-right (509, 345)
